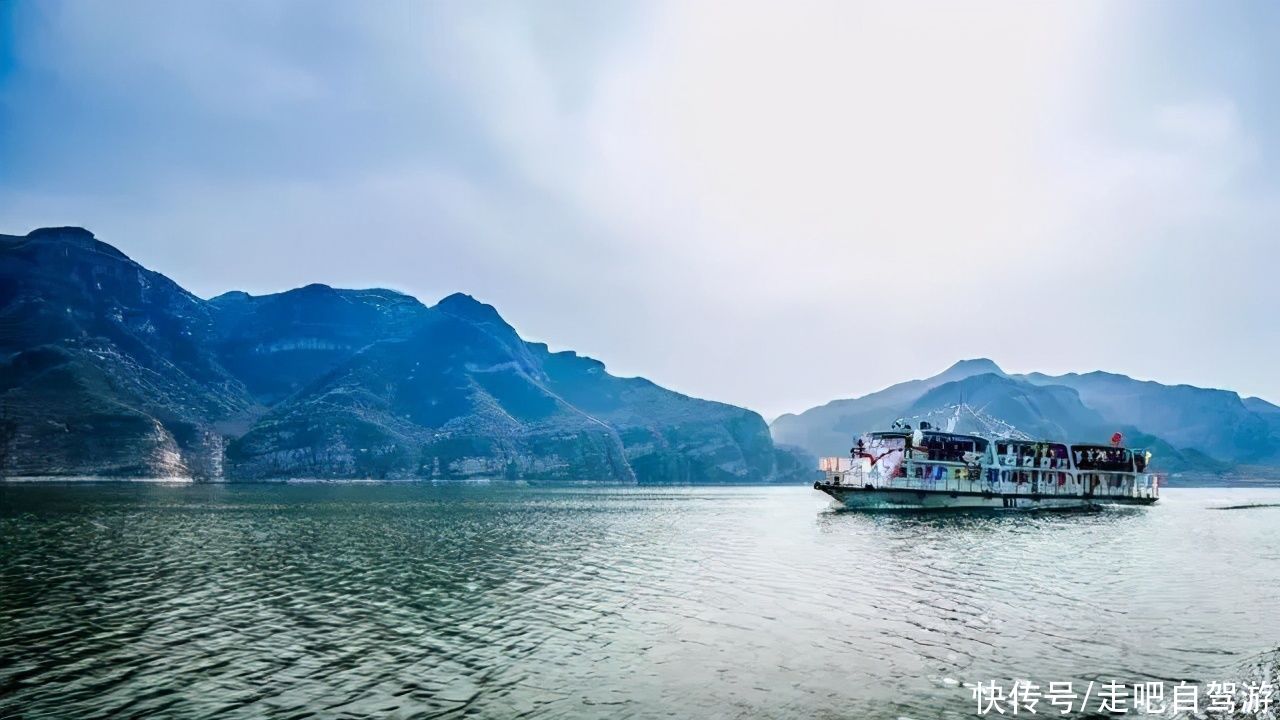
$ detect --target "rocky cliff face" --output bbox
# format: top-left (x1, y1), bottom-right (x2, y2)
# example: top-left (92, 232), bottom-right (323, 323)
top-left (0, 228), bottom-right (249, 478)
top-left (0, 227), bottom-right (811, 483)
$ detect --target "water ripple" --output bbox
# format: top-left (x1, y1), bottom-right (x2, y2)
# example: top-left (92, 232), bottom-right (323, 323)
top-left (2, 484), bottom-right (1279, 719)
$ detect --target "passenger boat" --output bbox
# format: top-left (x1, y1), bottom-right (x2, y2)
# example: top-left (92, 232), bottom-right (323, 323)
top-left (814, 424), bottom-right (1161, 510)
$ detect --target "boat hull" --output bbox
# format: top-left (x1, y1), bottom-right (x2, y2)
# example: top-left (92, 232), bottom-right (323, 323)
top-left (815, 482), bottom-right (1158, 511)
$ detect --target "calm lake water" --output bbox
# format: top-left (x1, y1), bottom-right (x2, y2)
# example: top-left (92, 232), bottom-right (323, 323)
top-left (2, 484), bottom-right (1278, 719)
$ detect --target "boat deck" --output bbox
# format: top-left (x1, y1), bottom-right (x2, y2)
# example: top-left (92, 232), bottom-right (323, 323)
top-left (814, 478), bottom-right (1159, 510)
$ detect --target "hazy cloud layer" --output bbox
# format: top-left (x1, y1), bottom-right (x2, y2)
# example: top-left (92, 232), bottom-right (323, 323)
top-left (3, 0), bottom-right (1279, 419)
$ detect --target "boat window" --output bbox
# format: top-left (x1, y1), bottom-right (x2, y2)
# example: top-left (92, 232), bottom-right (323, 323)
top-left (1072, 446), bottom-right (1134, 471)
top-left (868, 434), bottom-right (906, 452)
top-left (920, 433), bottom-right (985, 462)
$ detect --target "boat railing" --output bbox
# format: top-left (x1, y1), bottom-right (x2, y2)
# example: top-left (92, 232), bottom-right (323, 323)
top-left (819, 463), bottom-right (1163, 500)
top-left (996, 457), bottom-right (1072, 469)
top-left (1136, 473), bottom-right (1163, 499)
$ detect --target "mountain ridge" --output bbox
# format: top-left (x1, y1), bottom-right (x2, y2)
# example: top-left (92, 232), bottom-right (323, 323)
top-left (6, 226), bottom-right (1272, 482)
top-left (772, 358), bottom-right (1280, 477)
top-left (0, 227), bottom-right (810, 483)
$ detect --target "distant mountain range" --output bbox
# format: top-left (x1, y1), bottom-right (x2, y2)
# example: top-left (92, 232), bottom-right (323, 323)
top-left (771, 358), bottom-right (1280, 480)
top-left (7, 226), bottom-right (1274, 485)
top-left (0, 227), bottom-right (811, 483)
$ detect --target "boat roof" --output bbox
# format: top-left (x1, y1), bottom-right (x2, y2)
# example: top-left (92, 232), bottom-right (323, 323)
top-left (921, 431), bottom-right (987, 443)
top-left (1072, 443), bottom-right (1132, 451)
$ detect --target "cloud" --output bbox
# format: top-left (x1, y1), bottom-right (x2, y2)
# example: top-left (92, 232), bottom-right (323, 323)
top-left (2, 0), bottom-right (1279, 417)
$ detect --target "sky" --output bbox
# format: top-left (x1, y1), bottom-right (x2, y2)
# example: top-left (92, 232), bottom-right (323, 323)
top-left (2, 0), bottom-right (1279, 420)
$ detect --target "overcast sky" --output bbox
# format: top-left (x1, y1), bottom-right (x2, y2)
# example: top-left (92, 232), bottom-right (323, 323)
top-left (3, 1), bottom-right (1279, 419)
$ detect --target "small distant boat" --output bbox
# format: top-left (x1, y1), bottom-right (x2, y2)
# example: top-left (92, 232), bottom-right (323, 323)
top-left (814, 425), bottom-right (1161, 510)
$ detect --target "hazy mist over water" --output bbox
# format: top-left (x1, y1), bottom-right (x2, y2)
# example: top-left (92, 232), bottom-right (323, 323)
top-left (2, 484), bottom-right (1278, 718)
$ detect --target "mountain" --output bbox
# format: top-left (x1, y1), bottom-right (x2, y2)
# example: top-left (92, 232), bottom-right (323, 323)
top-left (770, 358), bottom-right (1006, 456)
top-left (0, 227), bottom-right (810, 483)
top-left (209, 284), bottom-right (430, 406)
top-left (904, 372), bottom-right (1110, 441)
top-left (225, 295), bottom-right (634, 481)
top-left (227, 293), bottom-right (787, 482)
top-left (0, 227), bottom-right (249, 477)
top-left (1244, 397), bottom-right (1280, 416)
top-left (1018, 371), bottom-right (1280, 465)
top-left (772, 358), bottom-right (1275, 476)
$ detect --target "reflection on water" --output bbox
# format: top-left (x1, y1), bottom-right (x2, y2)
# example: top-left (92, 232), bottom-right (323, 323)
top-left (1, 484), bottom-right (1278, 718)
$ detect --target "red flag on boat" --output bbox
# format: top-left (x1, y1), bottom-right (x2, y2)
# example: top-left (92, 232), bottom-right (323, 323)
top-left (1110, 432), bottom-right (1124, 447)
